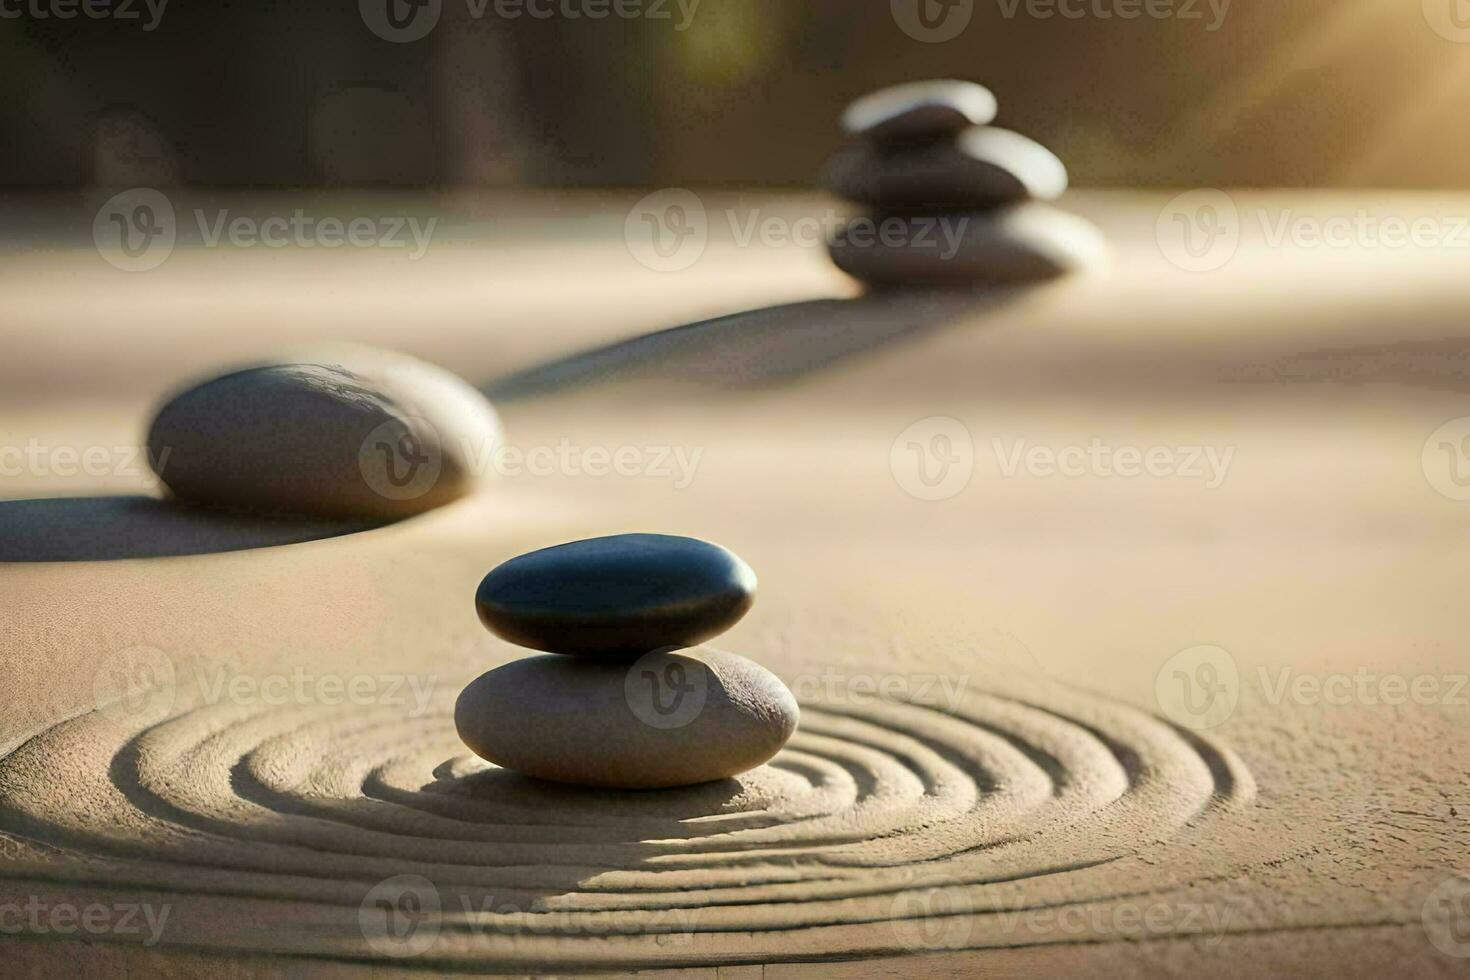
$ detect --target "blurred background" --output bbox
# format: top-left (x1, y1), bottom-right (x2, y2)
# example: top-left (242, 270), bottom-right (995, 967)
top-left (4, 0), bottom-right (1469, 189)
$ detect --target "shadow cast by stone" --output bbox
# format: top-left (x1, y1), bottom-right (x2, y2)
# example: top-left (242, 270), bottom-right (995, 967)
top-left (486, 288), bottom-right (1022, 400)
top-left (0, 495), bottom-right (380, 562)
top-left (423, 766), bottom-right (767, 831)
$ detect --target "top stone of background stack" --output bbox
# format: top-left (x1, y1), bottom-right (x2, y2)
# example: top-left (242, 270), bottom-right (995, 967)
top-left (823, 79), bottom-right (1106, 285)
top-left (827, 79), bottom-right (1067, 208)
top-left (840, 79), bottom-right (999, 145)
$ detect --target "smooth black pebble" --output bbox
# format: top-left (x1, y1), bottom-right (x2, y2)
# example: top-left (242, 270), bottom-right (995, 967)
top-left (475, 533), bottom-right (757, 658)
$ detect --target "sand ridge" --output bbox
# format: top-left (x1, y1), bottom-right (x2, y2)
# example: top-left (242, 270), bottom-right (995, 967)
top-left (0, 660), bottom-right (1257, 967)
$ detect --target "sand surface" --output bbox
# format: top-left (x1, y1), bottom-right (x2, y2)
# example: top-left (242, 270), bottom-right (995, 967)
top-left (0, 190), bottom-right (1466, 976)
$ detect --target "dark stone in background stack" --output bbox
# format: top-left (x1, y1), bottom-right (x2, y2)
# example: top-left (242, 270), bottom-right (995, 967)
top-left (822, 80), bottom-right (1107, 287)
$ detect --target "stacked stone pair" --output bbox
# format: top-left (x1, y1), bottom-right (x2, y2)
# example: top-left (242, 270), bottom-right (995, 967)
top-left (822, 79), bottom-right (1106, 287)
top-left (456, 533), bottom-right (798, 790)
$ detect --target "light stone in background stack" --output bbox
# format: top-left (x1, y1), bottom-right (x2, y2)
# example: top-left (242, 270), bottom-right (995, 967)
top-left (822, 79), bottom-right (1107, 287)
top-left (457, 533), bottom-right (799, 789)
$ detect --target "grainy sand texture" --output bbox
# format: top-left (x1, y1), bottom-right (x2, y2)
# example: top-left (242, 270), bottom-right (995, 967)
top-left (0, 191), bottom-right (1466, 976)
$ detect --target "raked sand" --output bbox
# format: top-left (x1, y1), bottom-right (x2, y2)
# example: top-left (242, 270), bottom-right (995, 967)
top-left (0, 190), bottom-right (1465, 976)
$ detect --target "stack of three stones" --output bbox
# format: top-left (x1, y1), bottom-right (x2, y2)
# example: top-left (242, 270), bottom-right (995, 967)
top-left (456, 534), bottom-right (798, 789)
top-left (823, 79), bottom-right (1106, 287)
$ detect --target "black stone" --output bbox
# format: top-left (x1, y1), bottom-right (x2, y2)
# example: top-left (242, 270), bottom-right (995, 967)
top-left (475, 533), bottom-right (757, 657)
top-left (821, 126), bottom-right (1067, 211)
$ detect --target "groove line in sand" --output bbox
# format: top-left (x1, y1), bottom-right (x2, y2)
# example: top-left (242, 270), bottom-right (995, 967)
top-left (0, 671), bottom-right (1254, 966)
